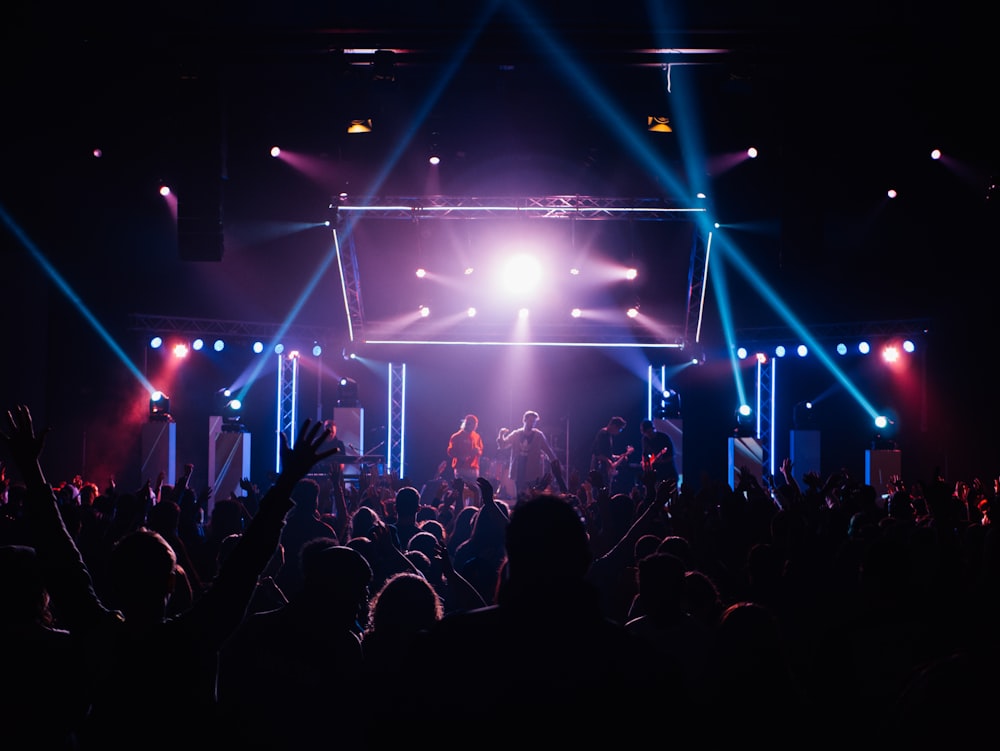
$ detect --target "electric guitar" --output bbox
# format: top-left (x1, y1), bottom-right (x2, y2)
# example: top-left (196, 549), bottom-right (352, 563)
top-left (642, 446), bottom-right (671, 472)
top-left (606, 445), bottom-right (634, 480)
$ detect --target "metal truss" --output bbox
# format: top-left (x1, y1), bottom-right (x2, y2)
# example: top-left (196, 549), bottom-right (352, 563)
top-left (734, 318), bottom-right (932, 349)
top-left (128, 313), bottom-right (334, 347)
top-left (387, 363), bottom-right (405, 477)
top-left (275, 353), bottom-right (299, 472)
top-left (757, 357), bottom-right (774, 481)
top-left (332, 195), bottom-right (705, 221)
top-left (335, 230), bottom-right (365, 344)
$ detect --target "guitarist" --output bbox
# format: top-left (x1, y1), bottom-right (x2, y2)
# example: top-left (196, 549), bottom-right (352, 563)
top-left (589, 416), bottom-right (633, 492)
top-left (639, 418), bottom-right (678, 488)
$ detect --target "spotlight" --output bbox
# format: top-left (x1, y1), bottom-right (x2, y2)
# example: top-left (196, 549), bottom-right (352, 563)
top-left (902, 339), bottom-right (915, 353)
top-left (736, 347), bottom-right (748, 360)
top-left (467, 307), bottom-right (477, 317)
top-left (213, 339), bottom-right (225, 352)
top-left (647, 116), bottom-right (673, 133)
top-left (428, 154), bottom-right (441, 165)
top-left (571, 308), bottom-right (582, 318)
top-left (734, 404), bottom-right (754, 437)
top-left (274, 343), bottom-right (284, 355)
top-left (626, 307), bottom-right (639, 319)
top-left (270, 146), bottom-right (281, 157)
top-left (337, 377), bottom-right (359, 407)
top-left (192, 338), bottom-right (205, 351)
top-left (416, 268), bottom-right (426, 278)
top-left (858, 341), bottom-right (871, 355)
top-left (172, 343), bottom-right (189, 359)
top-left (150, 336), bottom-right (163, 349)
top-left (793, 400), bottom-right (815, 430)
top-left (774, 345), bottom-right (786, 358)
top-left (625, 268), bottom-right (638, 280)
top-left (219, 390), bottom-right (246, 432)
top-left (149, 391), bottom-right (172, 422)
top-left (797, 344), bottom-right (808, 357)
top-left (419, 305), bottom-right (430, 318)
top-left (253, 342), bottom-right (265, 354)
top-left (655, 389), bottom-right (681, 419)
top-left (347, 118), bottom-right (373, 134)
top-left (836, 343), bottom-right (848, 355)
top-left (312, 344), bottom-right (323, 357)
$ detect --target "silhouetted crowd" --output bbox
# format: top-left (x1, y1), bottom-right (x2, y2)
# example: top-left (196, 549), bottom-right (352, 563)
top-left (3, 403), bottom-right (999, 749)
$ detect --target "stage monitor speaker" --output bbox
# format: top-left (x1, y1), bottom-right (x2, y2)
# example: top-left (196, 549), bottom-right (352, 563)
top-left (728, 436), bottom-right (765, 494)
top-left (141, 420), bottom-right (176, 486)
top-left (652, 418), bottom-right (683, 488)
top-left (333, 407), bottom-right (364, 477)
top-left (208, 416), bottom-right (251, 515)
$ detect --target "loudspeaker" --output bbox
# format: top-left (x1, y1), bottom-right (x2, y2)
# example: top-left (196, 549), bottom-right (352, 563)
top-left (175, 69), bottom-right (225, 262)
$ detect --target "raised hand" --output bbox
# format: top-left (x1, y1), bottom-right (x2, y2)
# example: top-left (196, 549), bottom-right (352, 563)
top-left (476, 476), bottom-right (494, 506)
top-left (0, 405), bottom-right (50, 483)
top-left (277, 418), bottom-right (339, 485)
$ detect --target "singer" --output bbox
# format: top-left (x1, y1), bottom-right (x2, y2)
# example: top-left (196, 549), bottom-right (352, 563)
top-left (447, 414), bottom-right (484, 506)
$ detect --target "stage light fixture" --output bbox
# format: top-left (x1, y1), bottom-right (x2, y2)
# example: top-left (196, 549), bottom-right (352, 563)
top-left (734, 404), bottom-right (755, 437)
top-left (253, 341), bottom-right (265, 354)
top-left (793, 401), bottom-right (815, 430)
top-left (149, 391), bottom-right (172, 422)
top-left (347, 118), bottom-right (373, 134)
top-left (774, 345), bottom-right (786, 358)
top-left (647, 116), bottom-right (673, 133)
top-left (150, 336), bottom-right (163, 349)
top-left (655, 389), bottom-right (681, 419)
top-left (192, 338), bottom-right (204, 351)
top-left (312, 344), bottom-right (323, 356)
top-left (337, 377), bottom-right (359, 407)
top-left (213, 339), bottom-right (225, 352)
top-left (219, 389), bottom-right (246, 432)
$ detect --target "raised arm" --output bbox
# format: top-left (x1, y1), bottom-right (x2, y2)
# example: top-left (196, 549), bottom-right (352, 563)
top-left (1, 404), bottom-right (112, 631)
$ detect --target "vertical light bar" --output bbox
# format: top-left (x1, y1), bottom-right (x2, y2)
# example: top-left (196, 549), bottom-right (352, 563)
top-left (695, 231), bottom-right (712, 344)
top-left (769, 357), bottom-right (777, 480)
top-left (647, 364), bottom-right (654, 420)
top-left (755, 358), bottom-right (762, 439)
top-left (290, 355), bottom-right (299, 448)
top-left (333, 228), bottom-right (355, 343)
top-left (661, 365), bottom-right (666, 418)
top-left (399, 362), bottom-right (407, 476)
top-left (387, 362), bottom-right (393, 474)
top-left (275, 354), bottom-right (283, 473)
